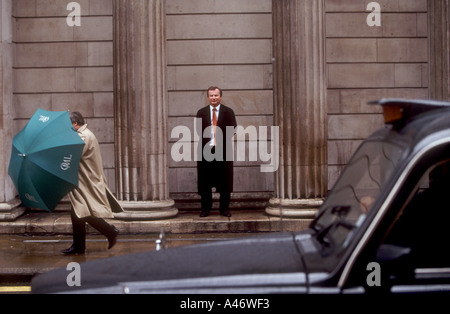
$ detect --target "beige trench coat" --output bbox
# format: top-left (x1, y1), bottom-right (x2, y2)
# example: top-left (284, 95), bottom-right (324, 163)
top-left (69, 124), bottom-right (123, 219)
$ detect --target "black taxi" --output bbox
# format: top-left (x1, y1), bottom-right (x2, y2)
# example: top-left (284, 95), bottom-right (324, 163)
top-left (32, 99), bottom-right (450, 294)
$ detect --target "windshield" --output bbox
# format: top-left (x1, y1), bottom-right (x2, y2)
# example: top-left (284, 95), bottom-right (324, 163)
top-left (312, 140), bottom-right (404, 255)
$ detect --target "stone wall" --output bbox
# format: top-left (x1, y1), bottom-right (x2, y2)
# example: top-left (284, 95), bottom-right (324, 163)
top-left (2, 0), bottom-right (444, 215)
top-left (13, 0), bottom-right (116, 190)
top-left (325, 0), bottom-right (430, 189)
top-left (166, 0), bottom-right (275, 200)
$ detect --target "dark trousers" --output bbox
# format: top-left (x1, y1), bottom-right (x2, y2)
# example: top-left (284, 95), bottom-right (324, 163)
top-left (71, 210), bottom-right (117, 251)
top-left (199, 148), bottom-right (232, 214)
top-left (201, 189), bottom-right (231, 214)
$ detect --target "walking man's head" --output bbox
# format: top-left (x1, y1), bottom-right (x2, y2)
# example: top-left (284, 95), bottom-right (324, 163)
top-left (70, 112), bottom-right (85, 131)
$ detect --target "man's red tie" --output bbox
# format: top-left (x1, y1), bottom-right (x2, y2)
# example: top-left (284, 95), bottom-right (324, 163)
top-left (212, 108), bottom-right (218, 146)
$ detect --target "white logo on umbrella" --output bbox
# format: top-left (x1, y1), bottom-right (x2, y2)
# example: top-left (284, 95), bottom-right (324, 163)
top-left (39, 115), bottom-right (50, 123)
top-left (61, 155), bottom-right (73, 171)
top-left (25, 193), bottom-right (39, 203)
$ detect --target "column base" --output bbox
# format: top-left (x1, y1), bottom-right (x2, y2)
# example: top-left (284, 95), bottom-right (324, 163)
top-left (114, 200), bottom-right (178, 221)
top-left (0, 198), bottom-right (25, 222)
top-left (265, 198), bottom-right (323, 219)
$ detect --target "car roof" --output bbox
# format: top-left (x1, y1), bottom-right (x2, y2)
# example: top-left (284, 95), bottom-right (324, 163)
top-left (368, 98), bottom-right (450, 145)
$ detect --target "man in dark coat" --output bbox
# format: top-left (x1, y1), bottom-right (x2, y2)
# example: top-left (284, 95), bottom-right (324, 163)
top-left (196, 87), bottom-right (237, 217)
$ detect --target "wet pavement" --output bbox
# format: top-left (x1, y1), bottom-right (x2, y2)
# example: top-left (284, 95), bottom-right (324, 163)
top-left (0, 232), bottom-right (266, 293)
top-left (0, 209), bottom-right (315, 293)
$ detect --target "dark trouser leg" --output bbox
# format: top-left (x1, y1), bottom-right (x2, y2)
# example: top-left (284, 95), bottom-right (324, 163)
top-left (219, 192), bottom-right (232, 217)
top-left (70, 210), bottom-right (118, 251)
top-left (201, 188), bottom-right (213, 214)
top-left (219, 192), bottom-right (231, 212)
top-left (84, 216), bottom-right (118, 239)
top-left (70, 210), bottom-right (86, 252)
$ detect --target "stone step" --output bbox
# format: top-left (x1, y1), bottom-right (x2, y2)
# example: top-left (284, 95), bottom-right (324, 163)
top-left (0, 209), bottom-right (313, 235)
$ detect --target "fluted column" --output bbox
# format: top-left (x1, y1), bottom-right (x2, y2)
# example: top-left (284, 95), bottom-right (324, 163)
top-left (266, 0), bottom-right (327, 218)
top-left (113, 0), bottom-right (177, 220)
top-left (0, 0), bottom-right (24, 221)
top-left (429, 0), bottom-right (450, 101)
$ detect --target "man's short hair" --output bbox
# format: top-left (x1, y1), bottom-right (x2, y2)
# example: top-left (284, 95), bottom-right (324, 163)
top-left (207, 86), bottom-right (223, 97)
top-left (70, 111), bottom-right (85, 126)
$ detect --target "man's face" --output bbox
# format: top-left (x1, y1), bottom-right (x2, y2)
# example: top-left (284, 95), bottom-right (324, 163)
top-left (208, 89), bottom-right (222, 107)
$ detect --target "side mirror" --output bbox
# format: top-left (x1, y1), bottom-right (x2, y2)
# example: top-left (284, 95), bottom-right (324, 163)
top-left (376, 244), bottom-right (411, 263)
top-left (376, 244), bottom-right (413, 282)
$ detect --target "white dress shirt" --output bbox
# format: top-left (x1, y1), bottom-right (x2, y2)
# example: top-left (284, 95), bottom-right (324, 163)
top-left (210, 104), bottom-right (221, 146)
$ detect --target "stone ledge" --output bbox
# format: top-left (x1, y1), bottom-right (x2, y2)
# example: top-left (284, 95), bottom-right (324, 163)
top-left (265, 198), bottom-right (323, 218)
top-left (114, 200), bottom-right (179, 221)
top-left (0, 210), bottom-right (313, 235)
top-left (0, 198), bottom-right (26, 222)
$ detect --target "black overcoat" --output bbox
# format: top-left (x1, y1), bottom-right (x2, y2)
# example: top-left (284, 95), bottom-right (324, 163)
top-left (196, 104), bottom-right (237, 196)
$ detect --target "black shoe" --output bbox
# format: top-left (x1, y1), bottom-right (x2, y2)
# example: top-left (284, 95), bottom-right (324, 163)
top-left (107, 226), bottom-right (119, 250)
top-left (61, 246), bottom-right (85, 255)
top-left (200, 211), bottom-right (210, 217)
top-left (220, 211), bottom-right (232, 217)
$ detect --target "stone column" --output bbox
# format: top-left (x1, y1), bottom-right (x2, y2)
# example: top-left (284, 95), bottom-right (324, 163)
top-left (266, 0), bottom-right (327, 218)
top-left (113, 0), bottom-right (177, 220)
top-left (428, 0), bottom-right (450, 101)
top-left (0, 0), bottom-right (24, 222)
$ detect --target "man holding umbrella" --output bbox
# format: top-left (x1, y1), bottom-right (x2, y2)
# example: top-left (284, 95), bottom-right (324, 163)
top-left (61, 112), bottom-right (123, 255)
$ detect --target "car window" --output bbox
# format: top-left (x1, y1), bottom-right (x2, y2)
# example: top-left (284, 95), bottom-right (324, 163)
top-left (312, 141), bottom-right (404, 254)
top-left (378, 161), bottom-right (450, 289)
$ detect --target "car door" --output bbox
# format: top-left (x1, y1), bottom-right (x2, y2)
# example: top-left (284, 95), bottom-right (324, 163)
top-left (339, 138), bottom-right (450, 294)
top-left (372, 159), bottom-right (450, 293)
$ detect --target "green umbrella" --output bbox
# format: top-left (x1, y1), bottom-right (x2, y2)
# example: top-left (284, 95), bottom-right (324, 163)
top-left (8, 109), bottom-right (85, 212)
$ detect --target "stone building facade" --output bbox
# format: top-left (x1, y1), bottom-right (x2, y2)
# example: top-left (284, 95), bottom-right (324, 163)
top-left (0, 0), bottom-right (448, 221)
